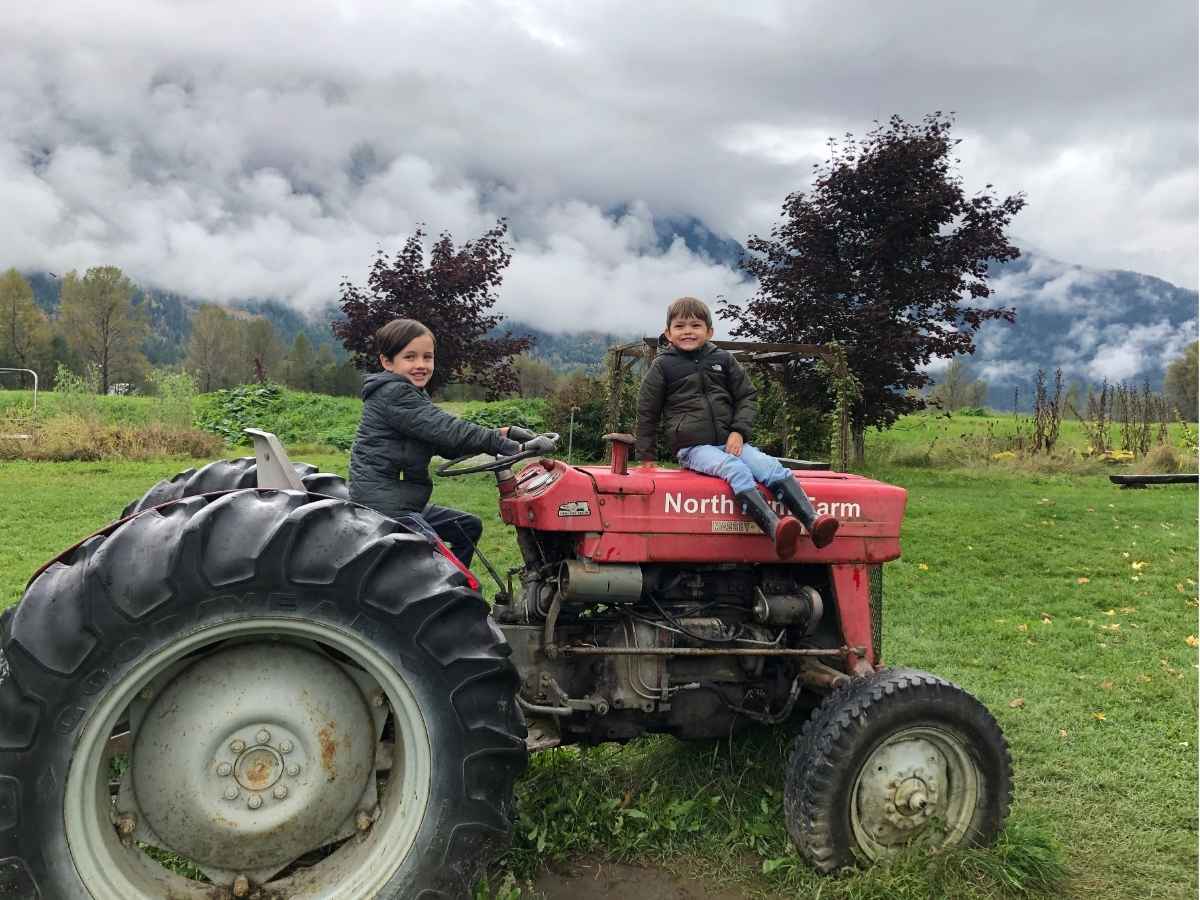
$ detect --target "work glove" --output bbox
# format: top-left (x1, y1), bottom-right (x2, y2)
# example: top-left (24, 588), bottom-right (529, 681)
top-left (497, 438), bottom-right (523, 456)
top-left (522, 435), bottom-right (557, 454)
top-left (506, 425), bottom-right (537, 443)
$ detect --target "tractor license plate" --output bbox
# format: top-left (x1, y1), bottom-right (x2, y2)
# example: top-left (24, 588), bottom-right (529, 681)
top-left (711, 520), bottom-right (761, 534)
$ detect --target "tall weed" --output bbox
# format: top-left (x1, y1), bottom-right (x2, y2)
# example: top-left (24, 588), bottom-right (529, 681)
top-left (0, 416), bottom-right (221, 461)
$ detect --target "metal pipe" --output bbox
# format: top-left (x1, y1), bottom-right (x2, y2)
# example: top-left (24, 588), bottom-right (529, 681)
top-left (517, 694), bottom-right (573, 717)
top-left (795, 658), bottom-right (851, 689)
top-left (556, 645), bottom-right (863, 657)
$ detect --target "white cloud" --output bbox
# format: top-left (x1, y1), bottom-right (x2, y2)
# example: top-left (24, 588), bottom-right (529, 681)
top-left (0, 0), bottom-right (1194, 338)
top-left (1085, 319), bottom-right (1198, 383)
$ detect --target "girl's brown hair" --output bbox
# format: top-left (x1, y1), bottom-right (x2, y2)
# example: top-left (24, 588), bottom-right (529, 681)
top-left (375, 319), bottom-right (435, 361)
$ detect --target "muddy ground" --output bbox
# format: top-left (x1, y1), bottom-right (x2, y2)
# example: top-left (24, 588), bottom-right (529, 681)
top-left (530, 859), bottom-right (766, 899)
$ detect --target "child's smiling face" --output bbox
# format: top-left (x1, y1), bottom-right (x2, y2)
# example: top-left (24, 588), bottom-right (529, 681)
top-left (666, 315), bottom-right (714, 352)
top-left (380, 333), bottom-right (435, 388)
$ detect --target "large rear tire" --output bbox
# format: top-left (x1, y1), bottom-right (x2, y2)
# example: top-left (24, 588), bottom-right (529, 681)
top-left (784, 668), bottom-right (1011, 873)
top-left (0, 489), bottom-right (526, 899)
top-left (120, 457), bottom-right (349, 517)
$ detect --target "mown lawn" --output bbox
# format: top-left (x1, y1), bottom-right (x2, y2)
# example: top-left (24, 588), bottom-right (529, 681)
top-left (0, 449), bottom-right (1195, 899)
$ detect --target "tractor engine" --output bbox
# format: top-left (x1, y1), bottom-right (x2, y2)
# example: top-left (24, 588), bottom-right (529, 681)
top-left (497, 554), bottom-right (841, 744)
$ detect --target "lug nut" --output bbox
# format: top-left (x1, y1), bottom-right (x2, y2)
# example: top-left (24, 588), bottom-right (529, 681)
top-left (286, 763), bottom-right (300, 777)
top-left (279, 740), bottom-right (293, 754)
top-left (247, 794), bottom-right (263, 810)
top-left (217, 762), bottom-right (233, 777)
top-left (355, 810), bottom-right (372, 832)
top-left (139, 686), bottom-right (154, 701)
top-left (116, 813), bottom-right (137, 836)
top-left (232, 875), bottom-right (250, 897)
top-left (224, 786), bottom-right (240, 801)
top-left (372, 691), bottom-right (386, 708)
top-left (230, 739), bottom-right (246, 753)
top-left (256, 729), bottom-right (272, 745)
top-left (273, 785), bottom-right (288, 800)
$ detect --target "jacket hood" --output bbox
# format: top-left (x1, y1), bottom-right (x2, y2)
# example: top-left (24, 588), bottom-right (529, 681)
top-left (361, 371), bottom-right (420, 400)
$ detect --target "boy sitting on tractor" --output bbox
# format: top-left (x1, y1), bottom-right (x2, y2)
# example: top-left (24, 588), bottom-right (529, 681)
top-left (635, 296), bottom-right (838, 557)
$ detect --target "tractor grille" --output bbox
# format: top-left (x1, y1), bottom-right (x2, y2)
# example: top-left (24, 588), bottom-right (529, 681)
top-left (868, 564), bottom-right (883, 661)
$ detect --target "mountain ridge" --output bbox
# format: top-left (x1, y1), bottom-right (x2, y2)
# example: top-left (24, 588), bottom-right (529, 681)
top-left (20, 239), bottom-right (1196, 405)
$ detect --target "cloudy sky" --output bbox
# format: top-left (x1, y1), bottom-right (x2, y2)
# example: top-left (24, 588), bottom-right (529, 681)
top-left (3, 1), bottom-right (1196, 334)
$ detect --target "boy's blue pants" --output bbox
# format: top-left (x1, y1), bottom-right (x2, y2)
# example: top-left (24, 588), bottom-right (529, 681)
top-left (676, 443), bottom-right (791, 496)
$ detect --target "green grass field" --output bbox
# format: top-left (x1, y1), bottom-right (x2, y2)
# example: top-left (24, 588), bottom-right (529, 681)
top-left (1, 444), bottom-right (1195, 899)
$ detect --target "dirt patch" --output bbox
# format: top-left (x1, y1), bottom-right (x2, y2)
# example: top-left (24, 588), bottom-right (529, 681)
top-left (531, 860), bottom-right (751, 900)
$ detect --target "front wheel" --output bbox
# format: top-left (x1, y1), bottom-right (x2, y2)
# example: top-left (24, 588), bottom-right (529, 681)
top-left (0, 489), bottom-right (526, 899)
top-left (784, 668), bottom-right (1012, 872)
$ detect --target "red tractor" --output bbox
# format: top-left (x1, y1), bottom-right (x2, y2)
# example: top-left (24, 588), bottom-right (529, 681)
top-left (0, 431), bottom-right (1011, 899)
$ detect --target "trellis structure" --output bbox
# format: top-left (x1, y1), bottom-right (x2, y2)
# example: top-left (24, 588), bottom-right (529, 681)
top-left (604, 339), bottom-right (857, 472)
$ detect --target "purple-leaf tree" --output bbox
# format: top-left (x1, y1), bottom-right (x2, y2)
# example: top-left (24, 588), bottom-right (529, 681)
top-left (334, 220), bottom-right (530, 397)
top-left (721, 113), bottom-right (1025, 462)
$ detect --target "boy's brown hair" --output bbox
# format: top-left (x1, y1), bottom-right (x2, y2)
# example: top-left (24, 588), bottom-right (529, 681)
top-left (665, 296), bottom-right (712, 329)
top-left (375, 318), bottom-right (435, 361)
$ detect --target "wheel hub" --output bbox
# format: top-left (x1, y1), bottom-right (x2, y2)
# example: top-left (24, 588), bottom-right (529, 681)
top-left (131, 642), bottom-right (377, 871)
top-left (851, 727), bottom-right (975, 854)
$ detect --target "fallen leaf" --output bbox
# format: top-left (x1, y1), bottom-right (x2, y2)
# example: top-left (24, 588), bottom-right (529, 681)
top-left (1058, 729), bottom-right (1069, 738)
top-left (1121, 552), bottom-right (1130, 559)
top-left (917, 563), bottom-right (929, 571)
top-left (1100, 679), bottom-right (1114, 690)
top-left (1041, 613), bottom-right (1053, 624)
top-left (1086, 507), bottom-right (1096, 512)
top-left (1136, 674), bottom-right (1152, 683)
top-left (1016, 623), bottom-right (1028, 632)
top-left (1009, 698), bottom-right (1025, 708)
top-left (1186, 635), bottom-right (1199, 648)
top-left (1119, 606), bottom-right (1137, 613)
top-left (1131, 560), bottom-right (1148, 571)
top-left (1104, 609), bottom-right (1117, 616)
top-left (1092, 711), bottom-right (1106, 721)
top-left (1076, 577), bottom-right (1090, 585)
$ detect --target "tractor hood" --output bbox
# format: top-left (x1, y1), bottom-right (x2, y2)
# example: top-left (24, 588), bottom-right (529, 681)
top-left (499, 461), bottom-right (907, 565)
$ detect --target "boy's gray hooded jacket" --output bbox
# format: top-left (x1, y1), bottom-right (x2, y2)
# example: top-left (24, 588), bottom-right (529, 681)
top-left (635, 341), bottom-right (756, 461)
top-left (349, 372), bottom-right (509, 518)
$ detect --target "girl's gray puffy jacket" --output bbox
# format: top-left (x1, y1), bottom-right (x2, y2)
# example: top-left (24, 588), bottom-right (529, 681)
top-left (348, 372), bottom-right (510, 518)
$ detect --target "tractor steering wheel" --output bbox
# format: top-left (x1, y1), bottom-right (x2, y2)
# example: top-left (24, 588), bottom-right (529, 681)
top-left (435, 432), bottom-right (560, 477)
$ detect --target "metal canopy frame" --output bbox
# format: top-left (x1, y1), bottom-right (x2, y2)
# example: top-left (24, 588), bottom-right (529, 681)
top-left (0, 368), bottom-right (39, 440)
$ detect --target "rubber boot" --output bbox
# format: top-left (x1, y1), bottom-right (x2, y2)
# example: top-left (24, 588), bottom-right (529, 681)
top-left (737, 489), bottom-right (801, 559)
top-left (774, 477), bottom-right (839, 549)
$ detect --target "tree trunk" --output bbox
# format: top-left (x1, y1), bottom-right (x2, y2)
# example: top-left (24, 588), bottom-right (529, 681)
top-left (851, 423), bottom-right (866, 466)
